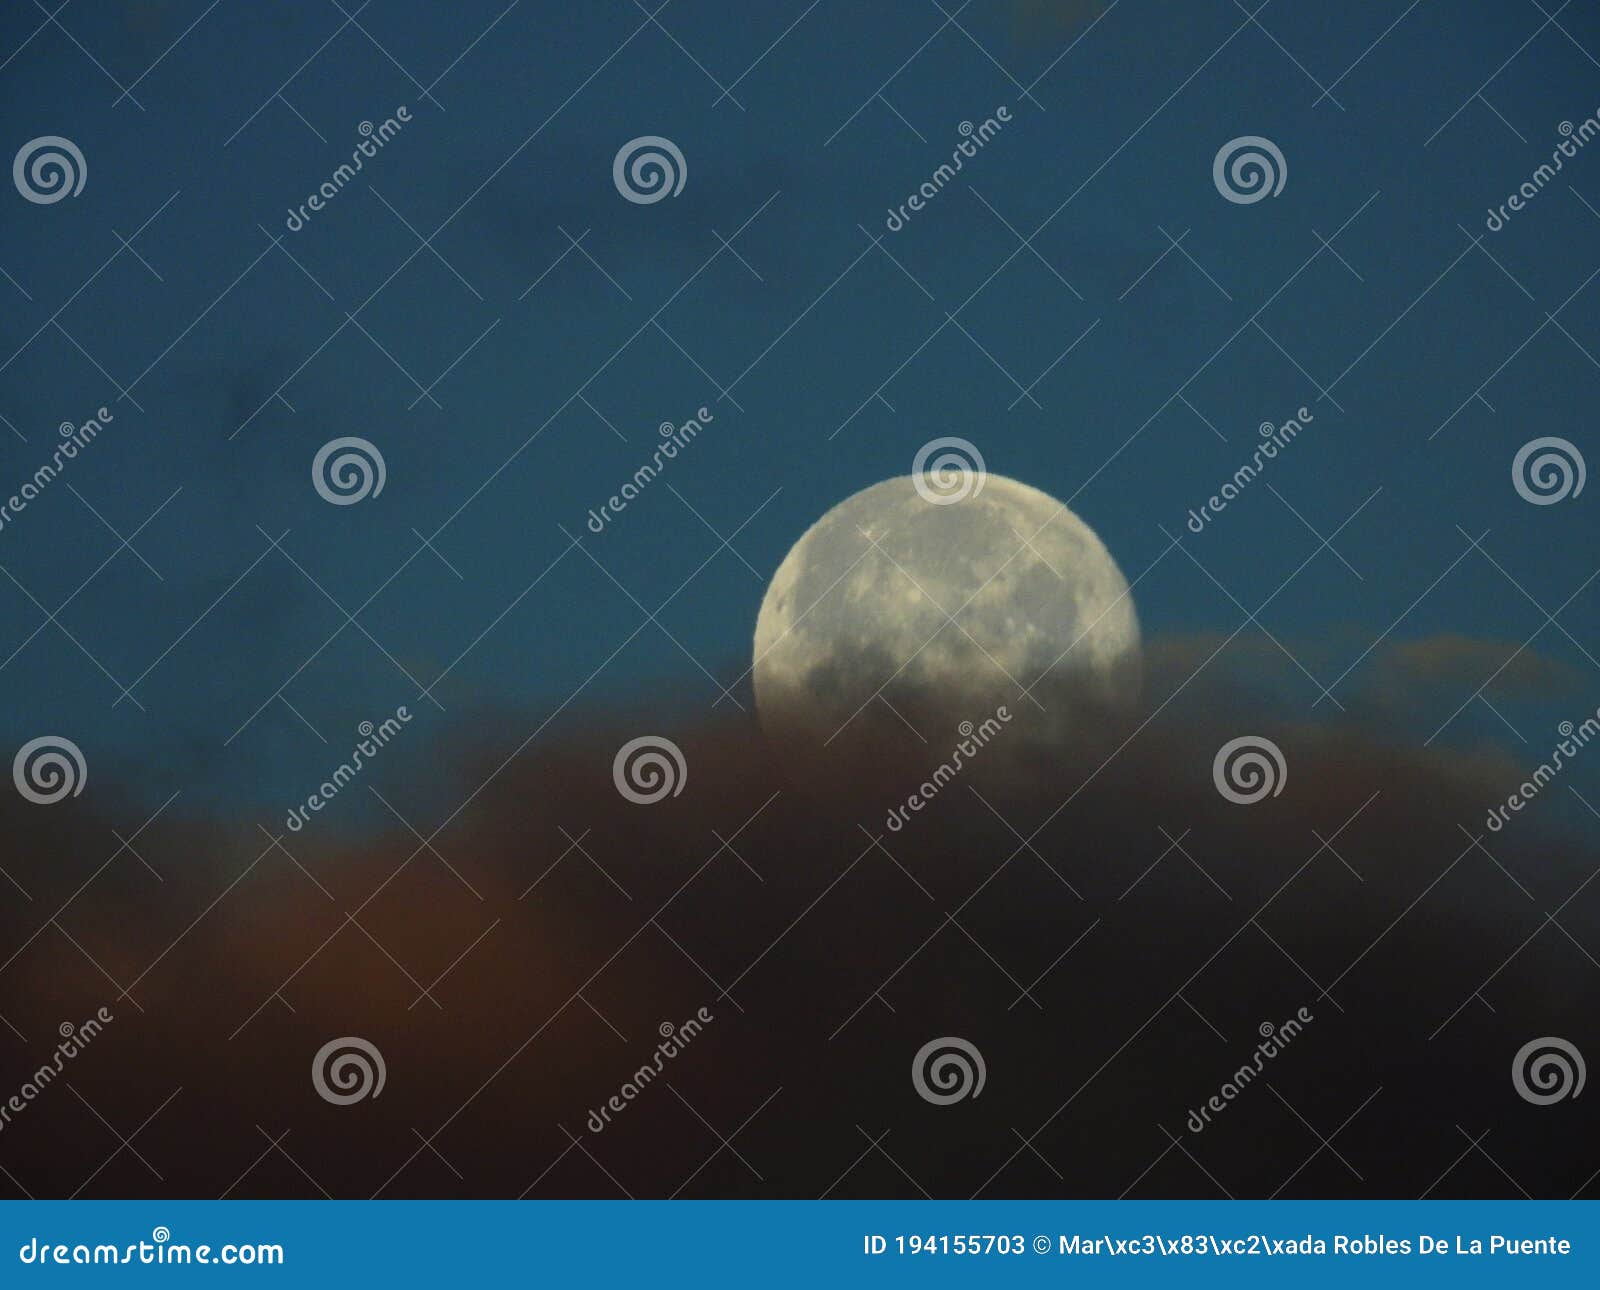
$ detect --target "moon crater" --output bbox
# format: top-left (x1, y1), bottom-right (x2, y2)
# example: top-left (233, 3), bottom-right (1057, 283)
top-left (753, 474), bottom-right (1141, 767)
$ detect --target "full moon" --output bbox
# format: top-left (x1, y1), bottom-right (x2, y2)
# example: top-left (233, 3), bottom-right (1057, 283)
top-left (752, 472), bottom-right (1141, 761)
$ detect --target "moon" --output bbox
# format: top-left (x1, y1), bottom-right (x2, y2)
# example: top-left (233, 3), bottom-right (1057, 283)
top-left (752, 472), bottom-right (1141, 762)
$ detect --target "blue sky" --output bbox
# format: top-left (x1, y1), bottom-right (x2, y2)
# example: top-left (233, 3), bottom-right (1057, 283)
top-left (1, 0), bottom-right (1598, 824)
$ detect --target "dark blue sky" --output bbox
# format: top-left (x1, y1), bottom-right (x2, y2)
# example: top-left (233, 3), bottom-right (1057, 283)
top-left (2, 0), bottom-right (1598, 824)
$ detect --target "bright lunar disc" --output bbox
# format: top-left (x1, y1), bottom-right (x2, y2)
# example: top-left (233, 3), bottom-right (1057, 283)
top-left (752, 474), bottom-right (1140, 757)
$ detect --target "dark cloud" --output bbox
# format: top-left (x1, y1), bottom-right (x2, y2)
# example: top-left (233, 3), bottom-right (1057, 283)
top-left (1376, 634), bottom-right (1583, 698)
top-left (1, 634), bottom-right (1596, 1199)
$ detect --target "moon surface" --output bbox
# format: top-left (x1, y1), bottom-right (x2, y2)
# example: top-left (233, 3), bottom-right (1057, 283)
top-left (752, 473), bottom-right (1141, 759)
